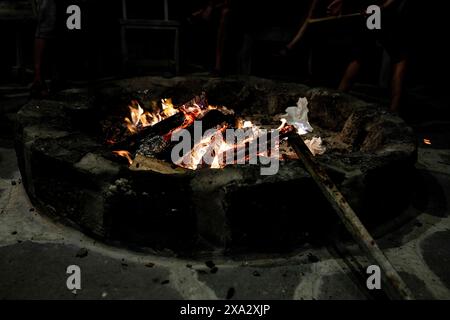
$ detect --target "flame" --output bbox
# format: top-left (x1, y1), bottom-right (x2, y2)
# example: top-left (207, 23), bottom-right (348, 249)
top-left (176, 120), bottom-right (280, 170)
top-left (162, 98), bottom-right (177, 117)
top-left (113, 150), bottom-right (133, 165)
top-left (124, 99), bottom-right (177, 134)
top-left (177, 125), bottom-right (233, 170)
top-left (423, 139), bottom-right (432, 145)
top-left (243, 120), bottom-right (254, 128)
top-left (124, 101), bottom-right (144, 133)
top-left (123, 98), bottom-right (227, 136)
top-left (277, 118), bottom-right (287, 131)
top-left (112, 96), bottom-right (322, 171)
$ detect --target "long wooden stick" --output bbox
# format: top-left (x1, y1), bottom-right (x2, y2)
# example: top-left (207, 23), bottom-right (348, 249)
top-left (288, 133), bottom-right (413, 300)
top-left (308, 13), bottom-right (361, 24)
top-left (286, 12), bottom-right (361, 50)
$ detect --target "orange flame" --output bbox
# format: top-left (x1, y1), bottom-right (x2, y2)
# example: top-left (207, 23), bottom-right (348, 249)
top-left (161, 98), bottom-right (177, 117)
top-left (113, 150), bottom-right (133, 165)
top-left (124, 99), bottom-right (172, 134)
top-left (115, 96), bottom-right (287, 170)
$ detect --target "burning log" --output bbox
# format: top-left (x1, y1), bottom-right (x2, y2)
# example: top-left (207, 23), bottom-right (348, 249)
top-left (137, 112), bottom-right (186, 139)
top-left (111, 112), bottom-right (187, 151)
top-left (112, 93), bottom-right (213, 151)
top-left (144, 91), bottom-right (212, 136)
top-left (136, 109), bottom-right (235, 160)
top-left (182, 91), bottom-right (209, 110)
top-left (287, 133), bottom-right (413, 300)
top-left (194, 109), bottom-right (235, 131)
top-left (130, 154), bottom-right (188, 175)
top-left (136, 135), bottom-right (171, 158)
top-left (222, 126), bottom-right (296, 165)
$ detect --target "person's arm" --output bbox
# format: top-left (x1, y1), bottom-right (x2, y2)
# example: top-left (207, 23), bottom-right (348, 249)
top-left (285, 0), bottom-right (320, 51)
top-left (192, 0), bottom-right (227, 20)
top-left (381, 0), bottom-right (397, 9)
top-left (327, 0), bottom-right (344, 16)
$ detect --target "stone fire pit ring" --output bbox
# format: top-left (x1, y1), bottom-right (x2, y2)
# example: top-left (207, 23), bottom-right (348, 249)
top-left (14, 76), bottom-right (417, 253)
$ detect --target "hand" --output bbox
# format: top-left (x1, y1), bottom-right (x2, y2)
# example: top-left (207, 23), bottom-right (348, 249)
top-left (381, 0), bottom-right (396, 10)
top-left (201, 5), bottom-right (214, 21)
top-left (191, 5), bottom-right (213, 22)
top-left (327, 0), bottom-right (343, 16)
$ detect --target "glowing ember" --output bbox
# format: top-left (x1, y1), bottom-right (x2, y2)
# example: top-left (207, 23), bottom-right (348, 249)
top-left (111, 95), bottom-right (325, 170)
top-left (176, 126), bottom-right (231, 170)
top-left (174, 121), bottom-right (281, 170)
top-left (243, 121), bottom-right (254, 128)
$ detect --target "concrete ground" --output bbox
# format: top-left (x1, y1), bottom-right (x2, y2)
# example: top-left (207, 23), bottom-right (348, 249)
top-left (1, 89), bottom-right (450, 300)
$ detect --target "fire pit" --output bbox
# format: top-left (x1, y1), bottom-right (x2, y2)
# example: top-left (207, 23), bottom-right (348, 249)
top-left (14, 76), bottom-right (417, 252)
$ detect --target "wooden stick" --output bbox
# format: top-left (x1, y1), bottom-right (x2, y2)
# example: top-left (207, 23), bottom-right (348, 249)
top-left (308, 13), bottom-right (361, 24)
top-left (287, 133), bottom-right (413, 300)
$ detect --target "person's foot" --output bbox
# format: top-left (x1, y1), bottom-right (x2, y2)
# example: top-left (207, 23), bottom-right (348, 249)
top-left (389, 106), bottom-right (401, 116)
top-left (390, 100), bottom-right (402, 115)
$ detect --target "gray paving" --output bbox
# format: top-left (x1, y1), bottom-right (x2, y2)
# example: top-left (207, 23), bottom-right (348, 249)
top-left (1, 126), bottom-right (450, 299)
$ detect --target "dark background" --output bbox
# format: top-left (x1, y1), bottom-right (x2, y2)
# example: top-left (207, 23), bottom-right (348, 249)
top-left (0, 0), bottom-right (449, 92)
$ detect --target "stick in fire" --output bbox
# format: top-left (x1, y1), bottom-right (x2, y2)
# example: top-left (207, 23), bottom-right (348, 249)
top-left (287, 132), bottom-right (413, 300)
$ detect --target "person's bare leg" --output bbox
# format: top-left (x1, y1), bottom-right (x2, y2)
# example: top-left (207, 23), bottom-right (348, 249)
top-left (285, 0), bottom-right (319, 50)
top-left (390, 59), bottom-right (407, 113)
top-left (33, 38), bottom-right (46, 85)
top-left (214, 6), bottom-right (230, 73)
top-left (339, 60), bottom-right (361, 92)
top-left (31, 38), bottom-right (49, 97)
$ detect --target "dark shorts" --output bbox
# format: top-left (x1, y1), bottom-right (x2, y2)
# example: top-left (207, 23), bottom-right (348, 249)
top-left (35, 0), bottom-right (57, 39)
top-left (350, 13), bottom-right (409, 64)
